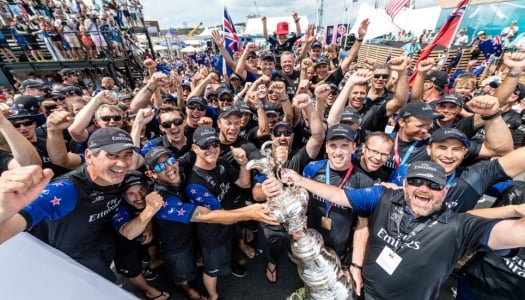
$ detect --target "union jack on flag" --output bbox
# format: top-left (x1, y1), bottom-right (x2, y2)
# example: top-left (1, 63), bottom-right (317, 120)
top-left (223, 7), bottom-right (240, 53)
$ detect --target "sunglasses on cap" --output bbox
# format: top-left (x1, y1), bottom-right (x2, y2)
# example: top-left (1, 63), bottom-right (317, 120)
top-left (187, 104), bottom-right (206, 111)
top-left (12, 119), bottom-right (36, 128)
top-left (373, 74), bottom-right (389, 79)
top-left (273, 130), bottom-right (292, 137)
top-left (153, 156), bottom-right (177, 173)
top-left (407, 177), bottom-right (444, 191)
top-left (161, 118), bottom-right (184, 128)
top-left (99, 115), bottom-right (123, 122)
top-left (198, 140), bottom-right (220, 150)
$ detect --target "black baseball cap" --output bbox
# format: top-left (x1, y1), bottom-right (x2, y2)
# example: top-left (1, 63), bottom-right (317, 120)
top-left (514, 83), bottom-right (525, 101)
top-left (8, 95), bottom-right (46, 126)
top-left (21, 79), bottom-right (45, 89)
top-left (261, 52), bottom-right (275, 62)
top-left (429, 128), bottom-right (470, 148)
top-left (311, 41), bottom-right (322, 48)
top-left (406, 161), bottom-right (446, 187)
top-left (60, 68), bottom-right (78, 77)
top-left (60, 85), bottom-right (82, 96)
top-left (399, 102), bottom-right (443, 120)
top-left (436, 94), bottom-right (463, 107)
top-left (122, 170), bottom-right (148, 191)
top-left (326, 124), bottom-right (355, 142)
top-left (341, 107), bottom-right (361, 123)
top-left (272, 121), bottom-right (292, 133)
top-left (315, 56), bottom-right (330, 66)
top-left (87, 127), bottom-right (139, 154)
top-left (193, 126), bottom-right (219, 147)
top-left (218, 106), bottom-right (242, 119)
top-left (426, 71), bottom-right (448, 90)
top-left (144, 146), bottom-right (173, 169)
top-left (187, 96), bottom-right (207, 107)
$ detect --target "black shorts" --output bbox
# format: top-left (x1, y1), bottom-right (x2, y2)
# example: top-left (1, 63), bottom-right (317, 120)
top-left (201, 235), bottom-right (233, 277)
top-left (163, 243), bottom-right (198, 283)
top-left (114, 235), bottom-right (143, 278)
top-left (0, 38), bottom-right (9, 48)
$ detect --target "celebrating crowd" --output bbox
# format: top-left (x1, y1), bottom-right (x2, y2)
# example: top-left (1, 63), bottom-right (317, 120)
top-left (0, 7), bottom-right (525, 300)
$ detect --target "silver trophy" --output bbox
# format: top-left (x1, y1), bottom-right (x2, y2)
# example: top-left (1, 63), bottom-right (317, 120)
top-left (247, 141), bottom-right (352, 300)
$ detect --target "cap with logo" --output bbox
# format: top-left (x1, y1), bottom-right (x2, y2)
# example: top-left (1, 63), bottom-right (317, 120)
top-left (193, 126), bottom-right (219, 147)
top-left (261, 52), bottom-right (275, 62)
top-left (272, 121), bottom-right (292, 133)
top-left (187, 96), bottom-right (207, 107)
top-left (436, 94), bottom-right (463, 107)
top-left (405, 161), bottom-right (446, 187)
top-left (144, 146), bottom-right (173, 169)
top-left (235, 102), bottom-right (253, 114)
top-left (122, 170), bottom-right (148, 191)
top-left (264, 103), bottom-right (280, 116)
top-left (60, 85), bottom-right (82, 96)
top-left (326, 124), bottom-right (355, 142)
top-left (21, 79), bottom-right (45, 90)
top-left (7, 95), bottom-right (46, 126)
top-left (87, 127), bottom-right (139, 154)
top-left (218, 106), bottom-right (242, 119)
top-left (514, 83), bottom-right (525, 101)
top-left (426, 71), bottom-right (448, 90)
top-left (311, 41), bottom-right (322, 48)
top-left (399, 102), bottom-right (443, 120)
top-left (161, 93), bottom-right (177, 102)
top-left (429, 128), bottom-right (471, 148)
top-left (315, 56), bottom-right (330, 67)
top-left (218, 88), bottom-right (234, 99)
top-left (341, 107), bottom-right (361, 123)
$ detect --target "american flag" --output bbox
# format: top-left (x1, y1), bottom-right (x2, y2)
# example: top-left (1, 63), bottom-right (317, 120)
top-left (223, 6), bottom-right (240, 53)
top-left (385, 0), bottom-right (411, 21)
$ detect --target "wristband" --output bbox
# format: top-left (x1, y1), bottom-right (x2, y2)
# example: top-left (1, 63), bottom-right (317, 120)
top-left (506, 71), bottom-right (523, 78)
top-left (357, 38), bottom-right (364, 42)
top-left (350, 262), bottom-right (363, 270)
top-left (481, 109), bottom-right (502, 121)
top-left (294, 18), bottom-right (300, 23)
top-left (146, 86), bottom-right (156, 94)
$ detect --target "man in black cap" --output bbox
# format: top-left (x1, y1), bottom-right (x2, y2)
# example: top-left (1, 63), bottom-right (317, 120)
top-left (0, 101), bottom-right (42, 174)
top-left (20, 79), bottom-right (47, 98)
top-left (184, 127), bottom-right (251, 300)
top-left (60, 68), bottom-right (80, 87)
top-left (433, 94), bottom-right (470, 131)
top-left (0, 127), bottom-right (139, 281)
top-left (411, 58), bottom-right (449, 103)
top-left (388, 95), bottom-right (513, 186)
top-left (184, 96), bottom-right (211, 140)
top-left (273, 160), bottom-right (525, 300)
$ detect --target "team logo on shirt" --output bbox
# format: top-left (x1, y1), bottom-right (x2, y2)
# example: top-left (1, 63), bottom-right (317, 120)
top-left (503, 255), bottom-right (525, 277)
top-left (377, 227), bottom-right (421, 250)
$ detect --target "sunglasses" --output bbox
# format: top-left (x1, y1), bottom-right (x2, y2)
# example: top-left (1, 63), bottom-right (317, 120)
top-left (12, 119), bottom-right (36, 128)
top-left (99, 115), bottom-right (123, 122)
top-left (161, 118), bottom-right (184, 128)
top-left (219, 97), bottom-right (233, 102)
top-left (407, 177), bottom-right (444, 191)
top-left (153, 156), bottom-right (177, 173)
top-left (198, 140), bottom-right (220, 150)
top-left (247, 55), bottom-right (257, 60)
top-left (373, 74), bottom-right (390, 79)
top-left (267, 90), bottom-right (274, 95)
top-left (330, 90), bottom-right (339, 96)
top-left (187, 104), bottom-right (206, 111)
top-left (273, 130), bottom-right (292, 137)
top-left (53, 96), bottom-right (66, 101)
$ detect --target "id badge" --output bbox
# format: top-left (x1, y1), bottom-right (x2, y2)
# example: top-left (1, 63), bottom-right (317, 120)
top-left (376, 246), bottom-right (402, 275)
top-left (321, 216), bottom-right (332, 230)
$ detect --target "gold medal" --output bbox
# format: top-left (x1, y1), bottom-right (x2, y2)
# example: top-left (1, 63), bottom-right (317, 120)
top-left (321, 216), bottom-right (332, 230)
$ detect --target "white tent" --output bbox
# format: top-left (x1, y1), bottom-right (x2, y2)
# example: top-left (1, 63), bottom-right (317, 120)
top-left (181, 45), bottom-right (198, 53)
top-left (243, 16), bottom-right (309, 37)
top-left (350, 3), bottom-right (441, 39)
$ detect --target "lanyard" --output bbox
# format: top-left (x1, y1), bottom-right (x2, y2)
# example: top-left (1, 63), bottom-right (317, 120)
top-left (393, 210), bottom-right (434, 252)
top-left (393, 134), bottom-right (419, 168)
top-left (446, 170), bottom-right (456, 188)
top-left (324, 162), bottom-right (353, 217)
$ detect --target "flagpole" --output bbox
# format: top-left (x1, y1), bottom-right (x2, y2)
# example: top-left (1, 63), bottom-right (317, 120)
top-left (445, 0), bottom-right (471, 50)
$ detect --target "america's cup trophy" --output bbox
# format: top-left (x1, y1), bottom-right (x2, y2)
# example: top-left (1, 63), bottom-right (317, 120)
top-left (247, 141), bottom-right (352, 300)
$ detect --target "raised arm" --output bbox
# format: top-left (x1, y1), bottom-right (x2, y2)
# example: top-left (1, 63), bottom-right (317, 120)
top-left (0, 104), bottom-right (41, 168)
top-left (296, 94), bottom-right (326, 159)
top-left (410, 58), bottom-right (436, 101)
top-left (129, 72), bottom-right (169, 111)
top-left (292, 11), bottom-right (301, 36)
top-left (46, 110), bottom-right (82, 169)
top-left (493, 52), bottom-right (525, 107)
top-left (129, 108), bottom-right (155, 169)
top-left (385, 56), bottom-right (410, 116)
top-left (68, 90), bottom-right (117, 143)
top-left (211, 29), bottom-right (237, 71)
top-left (465, 95), bottom-right (514, 158)
top-left (119, 191), bottom-right (163, 240)
top-left (261, 16), bottom-right (269, 41)
top-left (340, 18), bottom-right (369, 74)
